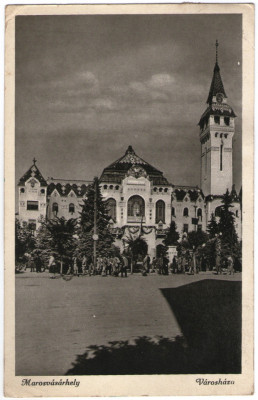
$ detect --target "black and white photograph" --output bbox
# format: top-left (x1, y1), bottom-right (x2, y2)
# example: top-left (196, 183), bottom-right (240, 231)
top-left (4, 3), bottom-right (254, 397)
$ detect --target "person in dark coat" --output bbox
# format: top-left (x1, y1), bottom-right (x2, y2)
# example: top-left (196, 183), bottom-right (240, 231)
top-left (35, 254), bottom-right (41, 273)
top-left (172, 256), bottom-right (178, 274)
top-left (29, 255), bottom-right (35, 272)
top-left (121, 254), bottom-right (128, 277)
top-left (163, 256), bottom-right (169, 275)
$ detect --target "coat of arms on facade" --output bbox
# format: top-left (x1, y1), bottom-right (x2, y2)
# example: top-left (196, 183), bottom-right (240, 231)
top-left (127, 165), bottom-right (147, 179)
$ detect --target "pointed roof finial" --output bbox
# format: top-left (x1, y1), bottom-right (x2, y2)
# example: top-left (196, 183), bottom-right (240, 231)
top-left (33, 157), bottom-right (37, 165)
top-left (215, 39), bottom-right (219, 63)
top-left (126, 145), bottom-right (135, 154)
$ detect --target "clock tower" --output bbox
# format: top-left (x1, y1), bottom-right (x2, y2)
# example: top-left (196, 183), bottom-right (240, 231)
top-left (198, 41), bottom-right (236, 196)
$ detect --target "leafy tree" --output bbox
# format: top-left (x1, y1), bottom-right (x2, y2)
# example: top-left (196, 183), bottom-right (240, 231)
top-left (187, 230), bottom-right (209, 249)
top-left (77, 179), bottom-right (115, 259)
top-left (15, 219), bottom-right (36, 263)
top-left (207, 213), bottom-right (219, 238)
top-left (123, 234), bottom-right (148, 262)
top-left (177, 230), bottom-right (208, 259)
top-left (163, 221), bottom-right (180, 247)
top-left (218, 189), bottom-right (240, 258)
top-left (35, 217), bottom-right (77, 270)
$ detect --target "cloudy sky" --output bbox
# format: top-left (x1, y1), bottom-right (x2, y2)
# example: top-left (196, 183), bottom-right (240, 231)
top-left (15, 14), bottom-right (242, 191)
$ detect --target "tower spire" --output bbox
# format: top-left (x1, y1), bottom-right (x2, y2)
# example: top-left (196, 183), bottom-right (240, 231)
top-left (206, 41), bottom-right (226, 104)
top-left (215, 39), bottom-right (219, 63)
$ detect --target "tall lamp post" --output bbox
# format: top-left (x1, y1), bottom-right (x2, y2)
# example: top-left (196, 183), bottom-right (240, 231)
top-left (92, 177), bottom-right (99, 270)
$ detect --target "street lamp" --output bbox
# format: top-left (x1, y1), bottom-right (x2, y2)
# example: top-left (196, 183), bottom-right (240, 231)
top-left (93, 177), bottom-right (98, 271)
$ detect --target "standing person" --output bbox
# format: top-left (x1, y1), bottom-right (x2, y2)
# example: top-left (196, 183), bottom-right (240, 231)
top-left (73, 256), bottom-right (79, 277)
top-left (181, 255), bottom-right (186, 274)
top-left (157, 256), bottom-right (163, 275)
top-left (113, 256), bottom-right (120, 277)
top-left (151, 257), bottom-right (157, 273)
top-left (88, 257), bottom-right (94, 276)
top-left (48, 253), bottom-right (56, 278)
top-left (106, 257), bottom-right (111, 276)
top-left (102, 257), bottom-right (107, 276)
top-left (192, 248), bottom-right (197, 274)
top-left (146, 254), bottom-right (151, 273)
top-left (215, 233), bottom-right (222, 274)
top-left (189, 253), bottom-right (194, 275)
top-left (81, 255), bottom-right (87, 275)
top-left (142, 254), bottom-right (149, 275)
top-left (172, 255), bottom-right (178, 274)
top-left (28, 253), bottom-right (35, 272)
top-left (121, 253), bottom-right (128, 278)
top-left (227, 255), bottom-right (234, 275)
top-left (163, 256), bottom-right (169, 275)
top-left (35, 252), bottom-right (41, 273)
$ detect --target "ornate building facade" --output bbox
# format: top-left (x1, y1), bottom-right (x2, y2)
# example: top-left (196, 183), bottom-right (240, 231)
top-left (17, 49), bottom-right (241, 257)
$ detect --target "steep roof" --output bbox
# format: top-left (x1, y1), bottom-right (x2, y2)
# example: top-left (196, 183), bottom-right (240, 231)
top-left (18, 162), bottom-right (47, 187)
top-left (207, 62), bottom-right (227, 105)
top-left (47, 178), bottom-right (91, 197)
top-left (172, 185), bottom-right (204, 202)
top-left (100, 146), bottom-right (170, 185)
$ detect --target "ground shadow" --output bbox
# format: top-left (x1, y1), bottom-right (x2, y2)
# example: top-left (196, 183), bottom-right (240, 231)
top-left (161, 279), bottom-right (241, 374)
top-left (66, 279), bottom-right (241, 375)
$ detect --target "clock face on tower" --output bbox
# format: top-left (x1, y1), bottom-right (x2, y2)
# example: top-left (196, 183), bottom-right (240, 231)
top-left (216, 93), bottom-right (224, 103)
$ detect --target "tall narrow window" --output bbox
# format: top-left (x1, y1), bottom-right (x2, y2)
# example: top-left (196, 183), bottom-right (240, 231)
top-left (183, 207), bottom-right (189, 217)
top-left (214, 116), bottom-right (220, 125)
top-left (183, 224), bottom-right (188, 233)
top-left (128, 196), bottom-right (145, 217)
top-left (156, 200), bottom-right (165, 223)
top-left (69, 203), bottom-right (75, 213)
top-left (52, 203), bottom-right (58, 214)
top-left (215, 206), bottom-right (222, 217)
top-left (106, 198), bottom-right (116, 221)
top-left (220, 144), bottom-right (223, 171)
top-left (205, 147), bottom-right (207, 175)
top-left (171, 207), bottom-right (175, 217)
top-left (224, 117), bottom-right (230, 126)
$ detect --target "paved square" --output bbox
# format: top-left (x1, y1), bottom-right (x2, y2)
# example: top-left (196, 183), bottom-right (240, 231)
top-left (16, 271), bottom-right (241, 375)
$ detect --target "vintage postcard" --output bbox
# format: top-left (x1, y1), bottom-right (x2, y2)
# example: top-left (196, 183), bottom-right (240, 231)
top-left (4, 3), bottom-right (254, 397)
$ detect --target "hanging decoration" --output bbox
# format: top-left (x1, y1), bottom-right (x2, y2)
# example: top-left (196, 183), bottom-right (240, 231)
top-left (142, 226), bottom-right (153, 235)
top-left (128, 226), bottom-right (140, 234)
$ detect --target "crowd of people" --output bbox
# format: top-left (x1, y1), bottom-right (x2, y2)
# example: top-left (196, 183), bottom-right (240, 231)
top-left (18, 249), bottom-right (237, 277)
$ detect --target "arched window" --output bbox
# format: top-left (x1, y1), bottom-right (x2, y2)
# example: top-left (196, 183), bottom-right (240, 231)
top-left (236, 210), bottom-right (239, 218)
top-left (183, 207), bottom-right (189, 217)
top-left (156, 200), bottom-right (165, 223)
top-left (106, 198), bottom-right (116, 221)
top-left (52, 203), bottom-right (58, 214)
top-left (215, 206), bottom-right (222, 218)
top-left (172, 207), bottom-right (175, 217)
top-left (128, 196), bottom-right (145, 217)
top-left (197, 208), bottom-right (202, 221)
top-left (69, 203), bottom-right (75, 213)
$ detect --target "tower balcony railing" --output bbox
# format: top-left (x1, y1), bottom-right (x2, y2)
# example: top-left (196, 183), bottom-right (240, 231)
top-left (127, 216), bottom-right (146, 223)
